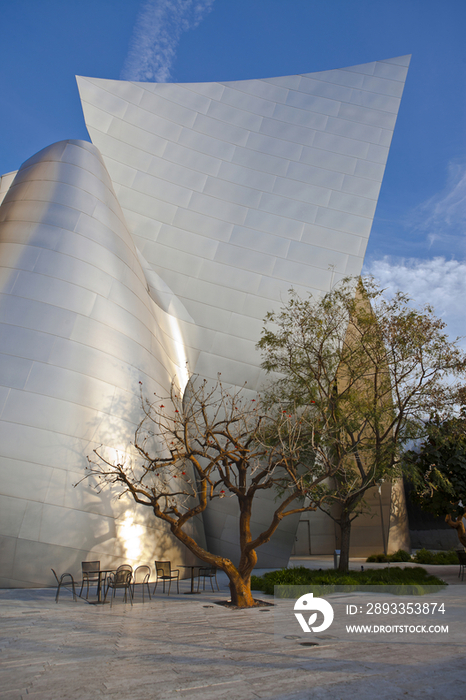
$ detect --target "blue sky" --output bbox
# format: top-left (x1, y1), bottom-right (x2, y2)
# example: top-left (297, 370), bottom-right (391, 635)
top-left (1, 0), bottom-right (465, 341)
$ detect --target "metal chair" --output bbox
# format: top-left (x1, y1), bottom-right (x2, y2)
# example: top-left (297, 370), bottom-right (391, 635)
top-left (51, 569), bottom-right (77, 602)
top-left (457, 550), bottom-right (466, 581)
top-left (104, 565), bottom-right (133, 606)
top-left (197, 566), bottom-right (219, 592)
top-left (132, 565), bottom-right (152, 602)
top-left (153, 561), bottom-right (179, 595)
top-left (79, 561), bottom-right (100, 599)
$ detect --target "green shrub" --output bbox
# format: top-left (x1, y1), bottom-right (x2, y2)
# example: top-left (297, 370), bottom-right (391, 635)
top-left (366, 549), bottom-right (412, 563)
top-left (366, 553), bottom-right (390, 562)
top-left (366, 548), bottom-right (459, 565)
top-left (250, 565), bottom-right (445, 596)
top-left (413, 548), bottom-right (435, 564)
top-left (412, 548), bottom-right (459, 565)
top-left (391, 549), bottom-right (412, 562)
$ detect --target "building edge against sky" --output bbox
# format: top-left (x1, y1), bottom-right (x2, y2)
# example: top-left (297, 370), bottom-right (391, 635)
top-left (0, 57), bottom-right (411, 587)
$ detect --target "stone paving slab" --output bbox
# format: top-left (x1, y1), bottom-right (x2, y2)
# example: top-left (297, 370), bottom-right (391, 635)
top-left (0, 567), bottom-right (464, 699)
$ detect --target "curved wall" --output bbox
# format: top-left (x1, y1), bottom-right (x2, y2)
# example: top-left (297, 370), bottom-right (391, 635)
top-left (78, 56), bottom-right (410, 390)
top-left (0, 57), bottom-right (411, 584)
top-left (0, 140), bottom-right (203, 587)
top-left (77, 57), bottom-right (411, 567)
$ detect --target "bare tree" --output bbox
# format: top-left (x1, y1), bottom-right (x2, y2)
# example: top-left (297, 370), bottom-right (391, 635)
top-left (85, 376), bottom-right (333, 607)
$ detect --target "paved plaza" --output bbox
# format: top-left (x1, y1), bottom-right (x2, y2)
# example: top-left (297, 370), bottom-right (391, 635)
top-left (0, 559), bottom-right (464, 700)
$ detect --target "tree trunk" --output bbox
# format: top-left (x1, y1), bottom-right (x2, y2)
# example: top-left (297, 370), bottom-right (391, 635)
top-left (227, 495), bottom-right (259, 607)
top-left (338, 515), bottom-right (352, 572)
top-left (228, 570), bottom-right (256, 607)
top-left (171, 513), bottom-right (259, 608)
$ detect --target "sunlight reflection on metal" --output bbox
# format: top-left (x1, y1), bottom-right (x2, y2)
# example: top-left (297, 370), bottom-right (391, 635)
top-left (119, 511), bottom-right (144, 561)
top-left (168, 314), bottom-right (190, 392)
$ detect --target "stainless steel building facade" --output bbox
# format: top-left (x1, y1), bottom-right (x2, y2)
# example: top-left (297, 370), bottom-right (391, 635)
top-left (0, 56), bottom-right (410, 586)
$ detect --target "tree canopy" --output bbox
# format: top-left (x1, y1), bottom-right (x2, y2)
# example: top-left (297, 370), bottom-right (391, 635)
top-left (257, 276), bottom-right (466, 569)
top-left (404, 414), bottom-right (466, 547)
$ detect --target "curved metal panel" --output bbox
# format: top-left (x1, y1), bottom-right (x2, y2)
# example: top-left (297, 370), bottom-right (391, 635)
top-left (0, 58), bottom-right (411, 583)
top-left (77, 56), bottom-right (410, 390)
top-left (77, 57), bottom-right (410, 568)
top-left (0, 140), bottom-right (201, 587)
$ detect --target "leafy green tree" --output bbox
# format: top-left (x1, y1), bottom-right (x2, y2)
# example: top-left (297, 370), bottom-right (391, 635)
top-left (258, 277), bottom-right (466, 571)
top-left (405, 415), bottom-right (466, 548)
top-left (85, 376), bottom-right (333, 607)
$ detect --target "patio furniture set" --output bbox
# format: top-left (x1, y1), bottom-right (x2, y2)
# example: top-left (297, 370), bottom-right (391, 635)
top-left (52, 560), bottom-right (219, 604)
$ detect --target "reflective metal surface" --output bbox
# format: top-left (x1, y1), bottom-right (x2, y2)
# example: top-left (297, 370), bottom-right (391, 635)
top-left (0, 141), bottom-right (199, 587)
top-left (0, 57), bottom-right (410, 585)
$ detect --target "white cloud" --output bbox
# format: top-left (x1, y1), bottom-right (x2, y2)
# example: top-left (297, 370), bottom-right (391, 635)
top-left (407, 161), bottom-right (466, 255)
top-left (121, 0), bottom-right (215, 83)
top-left (419, 162), bottom-right (466, 231)
top-left (364, 256), bottom-right (466, 345)
top-left (365, 162), bottom-right (466, 346)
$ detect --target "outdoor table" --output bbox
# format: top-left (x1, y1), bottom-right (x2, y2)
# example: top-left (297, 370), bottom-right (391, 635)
top-left (96, 569), bottom-right (116, 603)
top-left (178, 565), bottom-right (202, 594)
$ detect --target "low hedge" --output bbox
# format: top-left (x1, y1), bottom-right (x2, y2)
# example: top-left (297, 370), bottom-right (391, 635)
top-left (413, 548), bottom-right (460, 565)
top-left (366, 548), bottom-right (460, 565)
top-left (366, 549), bottom-right (412, 563)
top-left (250, 565), bottom-right (444, 596)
